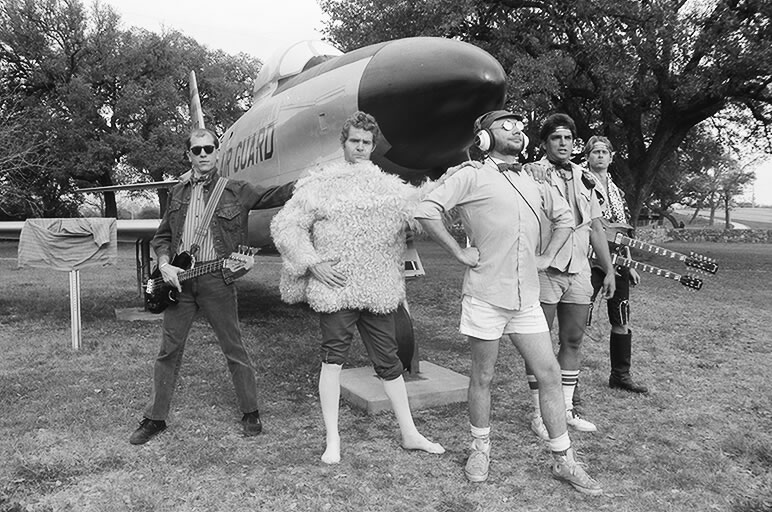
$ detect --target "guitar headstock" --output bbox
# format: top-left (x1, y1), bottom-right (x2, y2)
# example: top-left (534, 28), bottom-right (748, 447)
top-left (679, 274), bottom-right (703, 291)
top-left (685, 253), bottom-right (718, 274)
top-left (222, 246), bottom-right (259, 279)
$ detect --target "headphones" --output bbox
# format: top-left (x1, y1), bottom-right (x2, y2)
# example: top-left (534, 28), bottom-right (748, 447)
top-left (473, 112), bottom-right (529, 154)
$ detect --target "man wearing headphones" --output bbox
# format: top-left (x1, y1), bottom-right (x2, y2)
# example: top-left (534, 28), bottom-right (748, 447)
top-left (415, 110), bottom-right (603, 495)
top-left (523, 114), bottom-right (616, 441)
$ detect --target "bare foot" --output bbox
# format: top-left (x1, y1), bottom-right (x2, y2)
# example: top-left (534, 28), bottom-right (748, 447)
top-left (401, 433), bottom-right (445, 454)
top-left (321, 434), bottom-right (340, 464)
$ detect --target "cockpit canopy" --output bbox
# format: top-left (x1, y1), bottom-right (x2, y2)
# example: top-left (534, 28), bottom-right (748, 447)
top-left (253, 40), bottom-right (343, 101)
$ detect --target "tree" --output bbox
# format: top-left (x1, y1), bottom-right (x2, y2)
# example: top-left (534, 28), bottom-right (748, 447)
top-left (717, 162), bottom-right (756, 228)
top-left (647, 125), bottom-right (726, 223)
top-left (319, 0), bottom-right (772, 224)
top-left (0, 89), bottom-right (79, 218)
top-left (0, 0), bottom-right (261, 219)
top-left (648, 122), bottom-right (759, 228)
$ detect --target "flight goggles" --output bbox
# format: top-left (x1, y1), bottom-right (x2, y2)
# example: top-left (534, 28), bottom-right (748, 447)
top-left (497, 119), bottom-right (524, 133)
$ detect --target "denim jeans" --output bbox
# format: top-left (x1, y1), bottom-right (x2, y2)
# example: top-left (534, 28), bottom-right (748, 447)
top-left (143, 272), bottom-right (259, 420)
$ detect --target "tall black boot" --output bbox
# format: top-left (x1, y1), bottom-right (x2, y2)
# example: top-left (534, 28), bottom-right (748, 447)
top-left (609, 330), bottom-right (648, 393)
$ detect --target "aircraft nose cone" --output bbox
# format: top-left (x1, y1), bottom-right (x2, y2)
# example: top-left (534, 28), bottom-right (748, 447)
top-left (358, 37), bottom-right (506, 174)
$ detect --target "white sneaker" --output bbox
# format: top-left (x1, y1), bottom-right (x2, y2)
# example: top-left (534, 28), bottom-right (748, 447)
top-left (551, 447), bottom-right (603, 496)
top-left (566, 409), bottom-right (597, 432)
top-left (464, 442), bottom-right (490, 483)
top-left (530, 415), bottom-right (550, 441)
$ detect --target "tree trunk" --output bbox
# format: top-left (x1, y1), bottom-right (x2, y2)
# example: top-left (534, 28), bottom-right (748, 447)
top-left (157, 188), bottom-right (169, 218)
top-left (104, 191), bottom-right (117, 218)
top-left (689, 206), bottom-right (701, 224)
top-left (724, 196), bottom-right (732, 229)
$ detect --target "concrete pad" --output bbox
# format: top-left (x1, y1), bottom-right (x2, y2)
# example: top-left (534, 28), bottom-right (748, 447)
top-left (115, 307), bottom-right (163, 322)
top-left (340, 361), bottom-right (469, 415)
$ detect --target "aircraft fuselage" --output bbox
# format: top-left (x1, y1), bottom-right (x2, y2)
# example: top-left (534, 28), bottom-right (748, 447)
top-left (219, 37), bottom-right (506, 247)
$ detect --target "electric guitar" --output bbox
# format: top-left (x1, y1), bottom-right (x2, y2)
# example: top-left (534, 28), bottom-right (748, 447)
top-left (144, 246), bottom-right (258, 314)
top-left (602, 221), bottom-right (719, 274)
top-left (611, 253), bottom-right (703, 291)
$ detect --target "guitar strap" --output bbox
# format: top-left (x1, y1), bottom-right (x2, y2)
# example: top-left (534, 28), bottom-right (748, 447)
top-left (189, 177), bottom-right (228, 257)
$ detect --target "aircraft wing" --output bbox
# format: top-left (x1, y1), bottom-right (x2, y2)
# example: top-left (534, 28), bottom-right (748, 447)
top-left (0, 219), bottom-right (159, 242)
top-left (0, 221), bottom-right (25, 241)
top-left (75, 181), bottom-right (179, 193)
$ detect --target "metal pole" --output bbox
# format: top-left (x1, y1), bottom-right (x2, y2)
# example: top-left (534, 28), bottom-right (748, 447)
top-left (69, 269), bottom-right (82, 350)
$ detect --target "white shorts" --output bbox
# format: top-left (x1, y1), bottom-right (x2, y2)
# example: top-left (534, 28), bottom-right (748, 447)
top-left (459, 296), bottom-right (549, 340)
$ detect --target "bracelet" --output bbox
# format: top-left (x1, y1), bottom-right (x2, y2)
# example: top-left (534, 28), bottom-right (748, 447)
top-left (160, 262), bottom-right (169, 268)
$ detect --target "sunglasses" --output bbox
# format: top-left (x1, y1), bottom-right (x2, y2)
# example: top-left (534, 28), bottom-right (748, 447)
top-left (498, 119), bottom-right (525, 133)
top-left (190, 145), bottom-right (215, 156)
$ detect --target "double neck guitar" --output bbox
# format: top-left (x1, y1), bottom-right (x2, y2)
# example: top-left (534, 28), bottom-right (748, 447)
top-left (609, 253), bottom-right (703, 291)
top-left (599, 224), bottom-right (718, 291)
top-left (611, 232), bottom-right (718, 275)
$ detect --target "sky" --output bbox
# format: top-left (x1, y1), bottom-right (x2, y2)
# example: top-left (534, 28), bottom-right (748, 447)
top-left (100, 0), bottom-right (327, 61)
top-left (746, 160), bottom-right (772, 207)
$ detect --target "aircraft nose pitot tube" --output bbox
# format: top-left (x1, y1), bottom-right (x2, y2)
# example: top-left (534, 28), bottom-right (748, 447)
top-left (358, 37), bottom-right (507, 176)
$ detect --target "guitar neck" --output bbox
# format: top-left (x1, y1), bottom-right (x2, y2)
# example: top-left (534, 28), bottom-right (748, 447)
top-left (611, 254), bottom-right (680, 281)
top-left (611, 254), bottom-right (702, 290)
top-left (612, 233), bottom-right (685, 262)
top-left (148, 248), bottom-right (257, 291)
top-left (177, 260), bottom-right (223, 283)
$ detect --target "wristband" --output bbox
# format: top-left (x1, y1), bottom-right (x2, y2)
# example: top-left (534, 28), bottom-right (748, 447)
top-left (160, 262), bottom-right (169, 269)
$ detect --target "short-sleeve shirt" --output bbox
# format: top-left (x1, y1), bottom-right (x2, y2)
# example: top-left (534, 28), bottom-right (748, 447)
top-left (414, 160), bottom-right (572, 310)
top-left (539, 159), bottom-right (603, 274)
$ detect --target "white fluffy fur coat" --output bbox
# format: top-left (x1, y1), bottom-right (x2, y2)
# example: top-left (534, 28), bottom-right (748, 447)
top-left (270, 160), bottom-right (434, 314)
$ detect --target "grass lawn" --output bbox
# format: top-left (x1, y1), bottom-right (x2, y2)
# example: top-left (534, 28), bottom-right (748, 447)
top-left (1, 240), bottom-right (770, 512)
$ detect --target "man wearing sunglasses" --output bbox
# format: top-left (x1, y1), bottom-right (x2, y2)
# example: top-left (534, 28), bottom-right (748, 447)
top-left (415, 110), bottom-right (603, 495)
top-left (129, 127), bottom-right (295, 445)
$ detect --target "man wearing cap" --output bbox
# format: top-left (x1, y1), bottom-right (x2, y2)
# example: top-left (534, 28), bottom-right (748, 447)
top-left (415, 110), bottom-right (603, 495)
top-left (523, 114), bottom-right (616, 441)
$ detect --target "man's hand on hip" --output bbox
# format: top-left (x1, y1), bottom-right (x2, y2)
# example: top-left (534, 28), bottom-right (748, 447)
top-left (310, 260), bottom-right (347, 288)
top-left (456, 247), bottom-right (480, 268)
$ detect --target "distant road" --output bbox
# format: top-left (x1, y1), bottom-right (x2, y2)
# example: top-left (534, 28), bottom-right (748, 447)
top-left (675, 207), bottom-right (772, 229)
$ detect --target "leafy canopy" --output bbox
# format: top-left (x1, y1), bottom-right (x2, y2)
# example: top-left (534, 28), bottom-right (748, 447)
top-left (320, 0), bottom-right (772, 222)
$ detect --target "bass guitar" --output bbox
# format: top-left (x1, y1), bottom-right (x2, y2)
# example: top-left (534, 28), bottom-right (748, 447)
top-left (611, 253), bottom-right (703, 291)
top-left (144, 246), bottom-right (258, 313)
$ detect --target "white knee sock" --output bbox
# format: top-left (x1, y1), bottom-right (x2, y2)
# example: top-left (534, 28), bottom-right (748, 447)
top-left (527, 374), bottom-right (541, 417)
top-left (319, 362), bottom-right (342, 464)
top-left (383, 376), bottom-right (445, 454)
top-left (561, 369), bottom-right (580, 411)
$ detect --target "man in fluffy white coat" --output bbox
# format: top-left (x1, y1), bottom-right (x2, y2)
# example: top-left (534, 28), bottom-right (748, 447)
top-left (271, 111), bottom-right (445, 464)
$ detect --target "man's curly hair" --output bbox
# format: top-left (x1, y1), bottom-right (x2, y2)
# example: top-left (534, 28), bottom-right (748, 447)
top-left (340, 111), bottom-right (380, 145)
